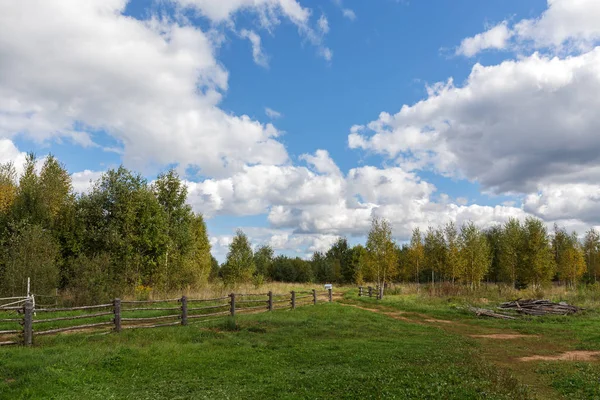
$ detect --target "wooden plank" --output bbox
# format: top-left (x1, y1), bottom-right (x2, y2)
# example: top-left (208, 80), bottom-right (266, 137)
top-left (36, 304), bottom-right (112, 312)
top-left (34, 321), bottom-right (113, 336)
top-left (33, 312), bottom-right (113, 323)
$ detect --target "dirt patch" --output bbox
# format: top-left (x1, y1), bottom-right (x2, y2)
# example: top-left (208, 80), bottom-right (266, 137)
top-left (470, 334), bottom-right (538, 339)
top-left (519, 351), bottom-right (600, 362)
top-left (4, 378), bottom-right (15, 384)
top-left (424, 318), bottom-right (453, 324)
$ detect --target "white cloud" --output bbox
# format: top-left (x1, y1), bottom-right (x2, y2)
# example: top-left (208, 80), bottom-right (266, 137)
top-left (349, 48), bottom-right (600, 194)
top-left (318, 14), bottom-right (329, 34)
top-left (457, 0), bottom-right (600, 56)
top-left (524, 183), bottom-right (600, 224)
top-left (0, 139), bottom-right (27, 176)
top-left (0, 0), bottom-right (291, 179)
top-left (457, 22), bottom-right (512, 57)
top-left (173, 0), bottom-right (332, 61)
top-left (240, 29), bottom-right (269, 67)
top-left (342, 9), bottom-right (356, 21)
top-left (265, 107), bottom-right (283, 119)
top-left (71, 170), bottom-right (104, 194)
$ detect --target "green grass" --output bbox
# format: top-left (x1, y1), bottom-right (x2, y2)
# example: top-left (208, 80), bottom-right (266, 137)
top-left (343, 289), bottom-right (600, 399)
top-left (0, 303), bottom-right (529, 400)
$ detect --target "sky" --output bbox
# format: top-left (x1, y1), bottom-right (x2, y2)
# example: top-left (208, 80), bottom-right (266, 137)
top-left (2, 0), bottom-right (600, 261)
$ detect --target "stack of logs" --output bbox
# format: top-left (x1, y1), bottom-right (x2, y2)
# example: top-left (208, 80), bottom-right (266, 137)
top-left (498, 299), bottom-right (581, 316)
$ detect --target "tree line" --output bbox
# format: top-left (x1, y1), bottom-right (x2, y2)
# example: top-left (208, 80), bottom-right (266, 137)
top-left (2, 154), bottom-right (599, 303)
top-left (222, 218), bottom-right (599, 290)
top-left (0, 154), bottom-right (212, 303)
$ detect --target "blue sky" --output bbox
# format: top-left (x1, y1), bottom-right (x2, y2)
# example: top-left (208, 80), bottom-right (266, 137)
top-left (2, 0), bottom-right (600, 261)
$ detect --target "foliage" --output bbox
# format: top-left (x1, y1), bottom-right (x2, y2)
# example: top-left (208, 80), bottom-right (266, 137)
top-left (365, 217), bottom-right (398, 287)
top-left (222, 230), bottom-right (256, 286)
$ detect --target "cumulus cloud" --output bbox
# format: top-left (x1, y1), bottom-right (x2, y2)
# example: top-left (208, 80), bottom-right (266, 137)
top-left (457, 22), bottom-right (512, 57)
top-left (0, 0), bottom-right (338, 179)
top-left (0, 139), bottom-right (27, 176)
top-left (349, 49), bottom-right (600, 194)
top-left (458, 0), bottom-right (600, 56)
top-left (187, 150), bottom-right (527, 241)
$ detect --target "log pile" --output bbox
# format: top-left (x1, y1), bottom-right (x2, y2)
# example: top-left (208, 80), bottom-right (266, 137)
top-left (498, 299), bottom-right (580, 316)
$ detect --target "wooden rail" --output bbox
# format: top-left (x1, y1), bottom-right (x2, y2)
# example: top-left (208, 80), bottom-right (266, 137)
top-left (0, 288), bottom-right (335, 346)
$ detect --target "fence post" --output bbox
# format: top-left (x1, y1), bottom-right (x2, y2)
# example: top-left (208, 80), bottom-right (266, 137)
top-left (368, 286), bottom-right (372, 297)
top-left (328, 288), bottom-right (333, 303)
top-left (291, 291), bottom-right (296, 309)
top-left (23, 299), bottom-right (33, 346)
top-left (268, 291), bottom-right (273, 312)
top-left (358, 286), bottom-right (363, 297)
top-left (312, 289), bottom-right (317, 305)
top-left (113, 298), bottom-right (121, 333)
top-left (181, 296), bottom-right (188, 326)
top-left (229, 293), bottom-right (236, 317)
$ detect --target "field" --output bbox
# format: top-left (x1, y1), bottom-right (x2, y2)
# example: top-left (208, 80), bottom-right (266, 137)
top-left (1, 284), bottom-right (599, 399)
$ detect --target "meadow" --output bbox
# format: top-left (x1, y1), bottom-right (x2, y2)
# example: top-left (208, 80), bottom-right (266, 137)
top-left (1, 283), bottom-right (599, 399)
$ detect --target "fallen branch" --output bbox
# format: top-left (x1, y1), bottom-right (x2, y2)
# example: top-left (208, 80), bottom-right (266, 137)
top-left (468, 306), bottom-right (517, 320)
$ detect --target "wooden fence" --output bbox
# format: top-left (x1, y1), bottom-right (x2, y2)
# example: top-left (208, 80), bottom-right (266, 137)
top-left (358, 286), bottom-right (384, 299)
top-left (0, 289), bottom-right (334, 347)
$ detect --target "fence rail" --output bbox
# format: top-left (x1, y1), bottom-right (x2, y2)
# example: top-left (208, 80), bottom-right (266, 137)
top-left (0, 288), bottom-right (335, 346)
top-left (358, 286), bottom-right (384, 299)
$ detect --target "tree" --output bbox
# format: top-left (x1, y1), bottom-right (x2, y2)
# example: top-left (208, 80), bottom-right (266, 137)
top-left (178, 214), bottom-right (212, 289)
top-left (424, 226), bottom-right (445, 285)
top-left (12, 153), bottom-right (43, 224)
top-left (584, 229), bottom-right (600, 283)
top-left (222, 230), bottom-right (255, 286)
top-left (38, 155), bottom-right (73, 225)
top-left (444, 222), bottom-right (462, 284)
top-left (254, 245), bottom-right (274, 278)
top-left (485, 225), bottom-right (502, 283)
top-left (365, 217), bottom-right (398, 290)
top-left (521, 217), bottom-right (555, 288)
top-left (326, 237), bottom-right (349, 283)
top-left (349, 244), bottom-right (369, 284)
top-left (499, 218), bottom-right (523, 288)
top-left (0, 162), bottom-right (17, 216)
top-left (1, 223), bottom-right (60, 296)
top-left (408, 228), bottom-right (424, 284)
top-left (556, 232), bottom-right (586, 288)
top-left (459, 222), bottom-right (490, 288)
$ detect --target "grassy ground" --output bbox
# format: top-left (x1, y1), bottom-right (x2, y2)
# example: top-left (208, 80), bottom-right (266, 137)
top-left (1, 284), bottom-right (599, 399)
top-left (342, 285), bottom-right (600, 400)
top-left (1, 301), bottom-right (528, 400)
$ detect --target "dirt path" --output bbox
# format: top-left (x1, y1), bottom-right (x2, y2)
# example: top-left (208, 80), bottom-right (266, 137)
top-left (337, 299), bottom-right (596, 400)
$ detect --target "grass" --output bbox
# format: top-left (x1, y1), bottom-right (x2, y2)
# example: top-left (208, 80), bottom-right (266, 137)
top-left (2, 283), bottom-right (600, 399)
top-left (0, 302), bottom-right (530, 399)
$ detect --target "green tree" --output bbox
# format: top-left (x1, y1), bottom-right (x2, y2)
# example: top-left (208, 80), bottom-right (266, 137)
top-left (326, 237), bottom-right (350, 283)
top-left (444, 222), bottom-right (462, 284)
top-left (366, 217), bottom-right (398, 290)
top-left (556, 232), bottom-right (586, 287)
top-left (499, 218), bottom-right (523, 288)
top-left (178, 214), bottom-right (212, 289)
top-left (583, 228), bottom-right (600, 283)
top-left (1, 223), bottom-right (60, 296)
top-left (254, 245), bottom-right (274, 278)
top-left (424, 226), bottom-right (446, 285)
top-left (521, 217), bottom-right (555, 288)
top-left (459, 222), bottom-right (490, 288)
top-left (349, 244), bottom-right (369, 284)
top-left (408, 228), bottom-right (424, 284)
top-left (222, 230), bottom-right (255, 286)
